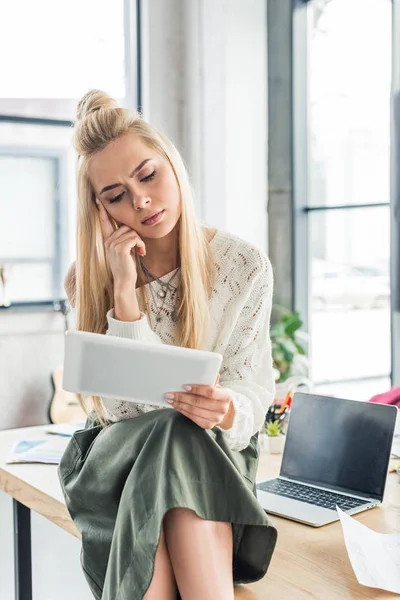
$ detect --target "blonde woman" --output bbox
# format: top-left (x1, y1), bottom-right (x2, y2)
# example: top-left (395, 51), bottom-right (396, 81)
top-left (59, 90), bottom-right (277, 600)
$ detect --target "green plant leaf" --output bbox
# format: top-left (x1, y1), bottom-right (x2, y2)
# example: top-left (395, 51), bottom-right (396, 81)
top-left (265, 419), bottom-right (282, 436)
top-left (294, 342), bottom-right (306, 355)
top-left (270, 305), bottom-right (308, 382)
top-left (277, 341), bottom-right (294, 364)
top-left (283, 315), bottom-right (303, 338)
top-left (270, 322), bottom-right (285, 338)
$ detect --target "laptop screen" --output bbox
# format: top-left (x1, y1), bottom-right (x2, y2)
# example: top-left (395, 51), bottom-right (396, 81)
top-left (280, 393), bottom-right (397, 500)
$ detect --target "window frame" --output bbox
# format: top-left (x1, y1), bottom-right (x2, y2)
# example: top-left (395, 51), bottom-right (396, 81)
top-left (0, 144), bottom-right (69, 306)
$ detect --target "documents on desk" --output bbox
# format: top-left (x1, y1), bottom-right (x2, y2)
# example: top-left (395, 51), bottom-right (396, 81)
top-left (337, 507), bottom-right (400, 595)
top-left (6, 437), bottom-right (70, 465)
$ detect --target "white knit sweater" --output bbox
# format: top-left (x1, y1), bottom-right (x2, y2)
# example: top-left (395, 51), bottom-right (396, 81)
top-left (102, 230), bottom-right (275, 451)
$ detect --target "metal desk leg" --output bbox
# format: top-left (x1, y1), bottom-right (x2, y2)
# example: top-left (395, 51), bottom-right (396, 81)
top-left (13, 499), bottom-right (33, 600)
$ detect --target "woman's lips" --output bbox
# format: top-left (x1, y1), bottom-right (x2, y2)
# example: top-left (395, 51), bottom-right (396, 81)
top-left (141, 210), bottom-right (165, 226)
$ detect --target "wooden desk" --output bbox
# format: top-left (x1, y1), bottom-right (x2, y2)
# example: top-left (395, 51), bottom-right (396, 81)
top-left (1, 425), bottom-right (399, 600)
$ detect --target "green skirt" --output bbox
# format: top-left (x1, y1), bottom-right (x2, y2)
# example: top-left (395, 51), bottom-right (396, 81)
top-left (58, 409), bottom-right (277, 600)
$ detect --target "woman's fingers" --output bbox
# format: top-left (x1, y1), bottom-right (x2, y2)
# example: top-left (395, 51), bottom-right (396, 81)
top-left (175, 408), bottom-right (214, 430)
top-left (109, 229), bottom-right (146, 256)
top-left (96, 199), bottom-right (115, 240)
top-left (164, 383), bottom-right (233, 430)
top-left (107, 229), bottom-right (146, 257)
top-left (167, 393), bottom-right (226, 413)
top-left (95, 198), bottom-right (147, 257)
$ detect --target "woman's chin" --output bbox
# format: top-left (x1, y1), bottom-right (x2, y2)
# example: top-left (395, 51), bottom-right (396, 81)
top-left (140, 220), bottom-right (179, 239)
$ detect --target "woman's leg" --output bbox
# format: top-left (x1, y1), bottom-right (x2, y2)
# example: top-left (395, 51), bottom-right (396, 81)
top-left (164, 508), bottom-right (234, 600)
top-left (143, 526), bottom-right (177, 600)
top-left (234, 587), bottom-right (259, 599)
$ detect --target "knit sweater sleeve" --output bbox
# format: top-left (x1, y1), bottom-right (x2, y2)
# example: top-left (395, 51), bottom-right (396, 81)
top-left (105, 309), bottom-right (162, 343)
top-left (217, 253), bottom-right (275, 451)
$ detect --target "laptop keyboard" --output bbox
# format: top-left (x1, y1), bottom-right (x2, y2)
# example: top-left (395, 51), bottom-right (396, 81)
top-left (257, 479), bottom-right (368, 511)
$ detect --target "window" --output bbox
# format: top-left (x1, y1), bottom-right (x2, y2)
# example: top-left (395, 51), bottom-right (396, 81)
top-left (294, 0), bottom-right (392, 398)
top-left (0, 0), bottom-right (126, 119)
top-left (0, 149), bottom-right (68, 303)
top-left (0, 0), bottom-right (138, 305)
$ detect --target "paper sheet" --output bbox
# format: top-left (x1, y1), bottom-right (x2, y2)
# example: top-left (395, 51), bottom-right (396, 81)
top-left (6, 437), bottom-right (70, 464)
top-left (337, 507), bottom-right (400, 595)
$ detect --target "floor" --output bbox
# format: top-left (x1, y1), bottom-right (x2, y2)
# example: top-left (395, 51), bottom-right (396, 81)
top-left (0, 490), bottom-right (92, 600)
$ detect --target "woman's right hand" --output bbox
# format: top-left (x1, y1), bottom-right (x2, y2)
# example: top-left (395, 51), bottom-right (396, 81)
top-left (97, 200), bottom-right (145, 321)
top-left (97, 200), bottom-right (146, 291)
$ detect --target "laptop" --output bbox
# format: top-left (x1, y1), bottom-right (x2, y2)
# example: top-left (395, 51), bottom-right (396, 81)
top-left (256, 392), bottom-right (398, 527)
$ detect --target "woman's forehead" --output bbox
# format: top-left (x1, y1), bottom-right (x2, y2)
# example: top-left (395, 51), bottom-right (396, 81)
top-left (88, 133), bottom-right (157, 191)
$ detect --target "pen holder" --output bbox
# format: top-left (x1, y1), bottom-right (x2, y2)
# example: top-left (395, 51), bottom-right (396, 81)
top-left (275, 376), bottom-right (313, 405)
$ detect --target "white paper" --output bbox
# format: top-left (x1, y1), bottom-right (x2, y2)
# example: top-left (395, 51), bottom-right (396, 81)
top-left (337, 506), bottom-right (400, 595)
top-left (6, 437), bottom-right (70, 464)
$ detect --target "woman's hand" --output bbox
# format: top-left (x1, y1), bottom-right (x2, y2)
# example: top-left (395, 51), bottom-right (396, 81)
top-left (97, 200), bottom-right (145, 321)
top-left (164, 377), bottom-right (236, 430)
top-left (97, 200), bottom-right (146, 290)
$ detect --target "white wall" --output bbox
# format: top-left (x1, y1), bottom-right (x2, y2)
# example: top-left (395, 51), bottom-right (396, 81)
top-left (224, 0), bottom-right (268, 249)
top-left (144, 0), bottom-right (269, 252)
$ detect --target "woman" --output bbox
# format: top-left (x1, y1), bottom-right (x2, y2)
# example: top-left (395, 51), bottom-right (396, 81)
top-left (60, 89), bottom-right (277, 600)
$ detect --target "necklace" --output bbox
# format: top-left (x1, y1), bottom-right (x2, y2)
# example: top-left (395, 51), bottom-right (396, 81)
top-left (139, 257), bottom-right (179, 299)
top-left (139, 257), bottom-right (180, 325)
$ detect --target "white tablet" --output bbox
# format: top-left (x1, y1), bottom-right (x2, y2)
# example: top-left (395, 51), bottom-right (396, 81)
top-left (63, 330), bottom-right (223, 407)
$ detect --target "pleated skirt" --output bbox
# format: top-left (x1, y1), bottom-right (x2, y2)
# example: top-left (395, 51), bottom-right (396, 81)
top-left (58, 409), bottom-right (277, 600)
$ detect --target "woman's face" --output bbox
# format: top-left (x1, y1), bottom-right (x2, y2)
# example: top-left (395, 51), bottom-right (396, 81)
top-left (88, 132), bottom-right (181, 239)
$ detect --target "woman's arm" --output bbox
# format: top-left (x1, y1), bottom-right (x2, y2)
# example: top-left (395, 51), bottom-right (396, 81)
top-left (106, 309), bottom-right (162, 344)
top-left (63, 260), bottom-right (160, 343)
top-left (216, 255), bottom-right (275, 451)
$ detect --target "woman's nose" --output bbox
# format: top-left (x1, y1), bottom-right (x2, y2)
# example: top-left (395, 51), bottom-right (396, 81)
top-left (133, 194), bottom-right (150, 211)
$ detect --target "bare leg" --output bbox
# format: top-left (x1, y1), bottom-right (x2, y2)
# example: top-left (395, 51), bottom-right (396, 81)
top-left (234, 586), bottom-right (259, 599)
top-left (164, 508), bottom-right (234, 600)
top-left (143, 526), bottom-right (177, 600)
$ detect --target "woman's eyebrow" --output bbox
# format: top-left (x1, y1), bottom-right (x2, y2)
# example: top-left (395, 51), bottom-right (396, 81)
top-left (99, 159), bottom-right (152, 195)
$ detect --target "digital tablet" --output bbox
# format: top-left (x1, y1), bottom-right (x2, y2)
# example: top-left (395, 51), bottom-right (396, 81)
top-left (63, 330), bottom-right (223, 407)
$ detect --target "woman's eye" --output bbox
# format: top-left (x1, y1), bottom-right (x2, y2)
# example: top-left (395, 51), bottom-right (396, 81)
top-left (109, 191), bottom-right (125, 204)
top-left (140, 170), bottom-right (156, 183)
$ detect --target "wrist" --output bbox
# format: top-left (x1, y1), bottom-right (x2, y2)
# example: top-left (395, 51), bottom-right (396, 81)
top-left (219, 398), bottom-right (236, 430)
top-left (114, 290), bottom-right (141, 322)
top-left (114, 279), bottom-right (136, 297)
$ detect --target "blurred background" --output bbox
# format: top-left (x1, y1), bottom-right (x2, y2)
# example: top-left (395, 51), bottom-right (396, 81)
top-left (0, 1), bottom-right (400, 595)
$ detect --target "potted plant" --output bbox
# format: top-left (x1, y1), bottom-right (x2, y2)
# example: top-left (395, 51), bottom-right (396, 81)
top-left (264, 419), bottom-right (285, 454)
top-left (270, 307), bottom-right (308, 383)
top-left (270, 307), bottom-right (312, 403)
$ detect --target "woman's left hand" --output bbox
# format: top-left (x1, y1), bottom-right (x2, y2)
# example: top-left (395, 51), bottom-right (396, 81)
top-left (164, 382), bottom-right (235, 430)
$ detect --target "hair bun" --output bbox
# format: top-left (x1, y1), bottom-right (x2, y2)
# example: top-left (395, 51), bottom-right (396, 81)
top-left (76, 90), bottom-right (118, 121)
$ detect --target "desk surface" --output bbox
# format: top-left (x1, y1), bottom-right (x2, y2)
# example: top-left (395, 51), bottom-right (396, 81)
top-left (0, 424), bottom-right (399, 599)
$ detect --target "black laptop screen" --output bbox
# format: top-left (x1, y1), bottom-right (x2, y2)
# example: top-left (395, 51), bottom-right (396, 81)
top-left (280, 393), bottom-right (397, 499)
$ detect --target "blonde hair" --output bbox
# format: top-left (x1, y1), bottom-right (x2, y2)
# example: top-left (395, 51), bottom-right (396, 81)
top-left (73, 90), bottom-right (215, 423)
